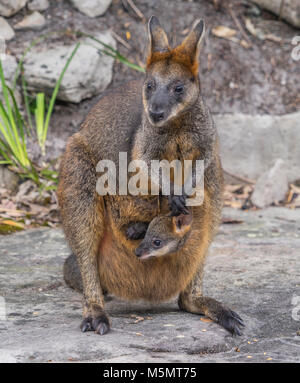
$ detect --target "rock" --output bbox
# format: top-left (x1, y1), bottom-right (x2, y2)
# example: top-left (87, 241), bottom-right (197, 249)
top-left (14, 11), bottom-right (46, 31)
top-left (251, 159), bottom-right (289, 208)
top-left (0, 0), bottom-right (28, 17)
top-left (1, 54), bottom-right (17, 83)
top-left (251, 0), bottom-right (300, 28)
top-left (23, 31), bottom-right (116, 103)
top-left (0, 17), bottom-right (15, 41)
top-left (28, 0), bottom-right (49, 11)
top-left (70, 0), bottom-right (112, 18)
top-left (0, 207), bottom-right (300, 362)
top-left (0, 166), bottom-right (19, 191)
top-left (216, 112), bottom-right (300, 184)
top-left (0, 55), bottom-right (22, 106)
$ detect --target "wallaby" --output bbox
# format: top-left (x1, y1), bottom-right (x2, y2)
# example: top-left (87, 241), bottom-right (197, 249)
top-left (135, 212), bottom-right (193, 260)
top-left (64, 212), bottom-right (192, 287)
top-left (59, 16), bottom-right (244, 336)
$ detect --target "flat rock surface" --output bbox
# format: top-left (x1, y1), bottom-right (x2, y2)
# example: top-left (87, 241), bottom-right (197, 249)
top-left (0, 207), bottom-right (299, 363)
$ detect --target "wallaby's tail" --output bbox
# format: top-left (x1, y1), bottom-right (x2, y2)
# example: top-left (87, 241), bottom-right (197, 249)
top-left (63, 254), bottom-right (83, 293)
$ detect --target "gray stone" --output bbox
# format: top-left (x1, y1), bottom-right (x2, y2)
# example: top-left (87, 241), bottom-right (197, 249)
top-left (0, 17), bottom-right (15, 41)
top-left (14, 11), bottom-right (46, 31)
top-left (252, 0), bottom-right (300, 28)
top-left (0, 54), bottom-right (17, 83)
top-left (0, 0), bottom-right (28, 17)
top-left (0, 207), bottom-right (299, 362)
top-left (70, 0), bottom-right (112, 18)
top-left (216, 112), bottom-right (300, 183)
top-left (251, 159), bottom-right (289, 208)
top-left (23, 31), bottom-right (116, 103)
top-left (0, 166), bottom-right (19, 191)
top-left (28, 0), bottom-right (49, 11)
top-left (0, 54), bottom-right (22, 106)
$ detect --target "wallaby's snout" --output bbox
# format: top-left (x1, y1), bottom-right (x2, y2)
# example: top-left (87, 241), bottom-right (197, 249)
top-left (135, 243), bottom-right (151, 260)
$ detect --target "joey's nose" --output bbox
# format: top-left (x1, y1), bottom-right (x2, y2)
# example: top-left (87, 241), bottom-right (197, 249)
top-left (149, 110), bottom-right (164, 123)
top-left (135, 247), bottom-right (143, 257)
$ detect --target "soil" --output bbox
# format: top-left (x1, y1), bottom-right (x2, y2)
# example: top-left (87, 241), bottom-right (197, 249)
top-left (6, 0), bottom-right (300, 160)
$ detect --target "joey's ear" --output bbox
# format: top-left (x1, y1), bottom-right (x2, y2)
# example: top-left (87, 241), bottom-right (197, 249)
top-left (148, 16), bottom-right (170, 54)
top-left (172, 212), bottom-right (193, 236)
top-left (178, 19), bottom-right (205, 65)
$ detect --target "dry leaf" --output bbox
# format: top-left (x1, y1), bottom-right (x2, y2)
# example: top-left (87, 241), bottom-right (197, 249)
top-left (212, 25), bottom-right (237, 38)
top-left (200, 317), bottom-right (213, 323)
top-left (1, 220), bottom-right (24, 229)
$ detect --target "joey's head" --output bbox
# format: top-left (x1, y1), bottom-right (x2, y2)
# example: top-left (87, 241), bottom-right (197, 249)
top-left (143, 16), bottom-right (205, 127)
top-left (135, 212), bottom-right (193, 260)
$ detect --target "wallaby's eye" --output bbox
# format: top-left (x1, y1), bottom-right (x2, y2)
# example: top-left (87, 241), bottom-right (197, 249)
top-left (147, 82), bottom-right (153, 91)
top-left (153, 239), bottom-right (161, 247)
top-left (174, 85), bottom-right (184, 94)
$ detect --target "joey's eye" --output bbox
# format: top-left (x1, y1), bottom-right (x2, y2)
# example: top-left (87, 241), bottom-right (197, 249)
top-left (153, 239), bottom-right (161, 247)
top-left (147, 82), bottom-right (153, 91)
top-left (174, 85), bottom-right (184, 94)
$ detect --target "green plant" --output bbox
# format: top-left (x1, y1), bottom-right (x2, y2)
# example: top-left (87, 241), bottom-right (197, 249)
top-left (0, 42), bottom-right (80, 185)
top-left (31, 42), bottom-right (80, 155)
top-left (0, 60), bottom-right (33, 174)
top-left (76, 31), bottom-right (145, 73)
top-left (0, 29), bottom-right (144, 187)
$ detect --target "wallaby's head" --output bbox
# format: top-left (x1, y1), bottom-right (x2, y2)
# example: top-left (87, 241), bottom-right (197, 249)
top-left (143, 16), bottom-right (205, 127)
top-left (135, 211), bottom-right (193, 260)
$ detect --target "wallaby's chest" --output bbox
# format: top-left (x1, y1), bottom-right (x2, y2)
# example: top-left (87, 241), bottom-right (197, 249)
top-left (163, 134), bottom-right (199, 162)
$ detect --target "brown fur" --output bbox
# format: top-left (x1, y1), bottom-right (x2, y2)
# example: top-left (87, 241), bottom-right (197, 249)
top-left (59, 17), bottom-right (244, 336)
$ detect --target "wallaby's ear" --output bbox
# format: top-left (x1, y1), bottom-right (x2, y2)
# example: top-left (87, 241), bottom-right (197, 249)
top-left (148, 16), bottom-right (170, 54)
top-left (179, 19), bottom-right (205, 63)
top-left (172, 212), bottom-right (193, 236)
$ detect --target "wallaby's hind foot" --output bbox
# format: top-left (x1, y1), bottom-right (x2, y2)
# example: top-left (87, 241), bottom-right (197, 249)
top-left (178, 294), bottom-right (245, 336)
top-left (81, 304), bottom-right (110, 335)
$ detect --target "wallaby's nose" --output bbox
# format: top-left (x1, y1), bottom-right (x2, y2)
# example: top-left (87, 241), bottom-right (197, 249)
top-left (149, 110), bottom-right (165, 123)
top-left (135, 247), bottom-right (143, 257)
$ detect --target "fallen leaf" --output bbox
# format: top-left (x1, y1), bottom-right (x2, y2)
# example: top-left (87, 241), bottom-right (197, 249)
top-left (212, 25), bottom-right (237, 38)
top-left (200, 317), bottom-right (213, 323)
top-left (1, 220), bottom-right (24, 229)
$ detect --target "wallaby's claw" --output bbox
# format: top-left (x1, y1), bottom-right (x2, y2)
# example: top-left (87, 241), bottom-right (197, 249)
top-left (168, 194), bottom-right (188, 216)
top-left (95, 321), bottom-right (110, 335)
top-left (80, 317), bottom-right (93, 332)
top-left (92, 314), bottom-right (110, 335)
top-left (217, 309), bottom-right (245, 336)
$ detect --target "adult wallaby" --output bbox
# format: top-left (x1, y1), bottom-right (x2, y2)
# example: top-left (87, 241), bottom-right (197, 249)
top-left (59, 16), bottom-right (244, 336)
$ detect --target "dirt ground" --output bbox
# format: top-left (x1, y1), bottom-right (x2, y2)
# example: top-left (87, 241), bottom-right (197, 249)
top-left (6, 0), bottom-right (300, 155)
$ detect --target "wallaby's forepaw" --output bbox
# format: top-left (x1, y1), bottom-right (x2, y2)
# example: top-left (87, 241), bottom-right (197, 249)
top-left (168, 194), bottom-right (189, 216)
top-left (217, 308), bottom-right (245, 336)
top-left (126, 222), bottom-right (149, 240)
top-left (80, 313), bottom-right (110, 335)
